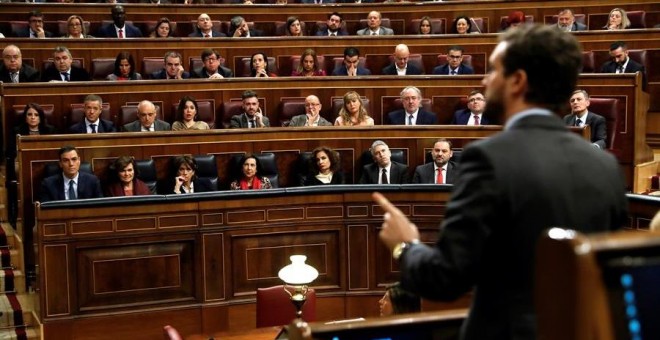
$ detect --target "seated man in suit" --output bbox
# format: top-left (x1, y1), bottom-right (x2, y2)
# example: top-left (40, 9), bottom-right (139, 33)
top-left (599, 41), bottom-right (646, 88)
top-left (41, 46), bottom-right (91, 82)
top-left (382, 44), bottom-right (424, 76)
top-left (39, 146), bottom-right (103, 202)
top-left (451, 90), bottom-right (490, 125)
top-left (387, 86), bottom-right (437, 125)
top-left (332, 47), bottom-right (371, 76)
top-left (0, 45), bottom-right (40, 83)
top-left (229, 16), bottom-right (263, 37)
top-left (96, 5), bottom-right (143, 38)
top-left (412, 138), bottom-right (458, 184)
top-left (556, 8), bottom-right (587, 32)
top-left (432, 45), bottom-right (474, 75)
top-left (69, 94), bottom-right (116, 133)
top-left (192, 49), bottom-right (233, 79)
top-left (359, 140), bottom-right (409, 184)
top-left (357, 11), bottom-right (394, 36)
top-left (189, 13), bottom-right (226, 38)
top-left (230, 90), bottom-right (270, 128)
top-left (315, 12), bottom-right (347, 36)
top-left (14, 10), bottom-right (53, 38)
top-left (301, 0), bottom-right (336, 3)
top-left (563, 89), bottom-right (607, 149)
top-left (289, 95), bottom-right (333, 127)
top-left (150, 51), bottom-right (191, 80)
top-left (122, 100), bottom-right (171, 132)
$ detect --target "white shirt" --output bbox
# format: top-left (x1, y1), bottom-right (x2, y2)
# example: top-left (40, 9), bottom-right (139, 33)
top-left (85, 118), bottom-right (100, 133)
top-left (379, 163), bottom-right (392, 184)
top-left (63, 173), bottom-right (79, 200)
top-left (114, 25), bottom-right (125, 38)
top-left (616, 58), bottom-right (630, 73)
top-left (141, 123), bottom-right (154, 132)
top-left (396, 64), bottom-right (407, 76)
top-left (467, 112), bottom-right (483, 126)
top-left (181, 182), bottom-right (195, 193)
top-left (405, 109), bottom-right (419, 126)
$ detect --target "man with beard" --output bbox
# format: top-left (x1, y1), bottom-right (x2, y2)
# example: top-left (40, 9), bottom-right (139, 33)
top-left (600, 41), bottom-right (646, 89)
top-left (315, 12), bottom-right (347, 36)
top-left (563, 89), bottom-right (607, 149)
top-left (555, 9), bottom-right (587, 32)
top-left (412, 139), bottom-right (457, 184)
top-left (451, 90), bottom-right (490, 125)
top-left (374, 25), bottom-right (627, 340)
top-left (230, 90), bottom-right (270, 128)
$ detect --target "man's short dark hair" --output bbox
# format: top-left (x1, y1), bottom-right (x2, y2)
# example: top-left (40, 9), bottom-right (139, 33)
top-left (344, 47), bottom-right (360, 58)
top-left (435, 138), bottom-right (453, 149)
top-left (28, 10), bottom-right (44, 20)
top-left (201, 49), bottom-right (220, 61)
top-left (328, 12), bottom-right (342, 21)
top-left (500, 25), bottom-right (582, 112)
top-left (447, 45), bottom-right (464, 54)
top-left (59, 145), bottom-right (78, 157)
top-left (163, 51), bottom-right (182, 62)
top-left (609, 41), bottom-right (627, 51)
top-left (242, 90), bottom-right (258, 101)
top-left (467, 89), bottom-right (483, 98)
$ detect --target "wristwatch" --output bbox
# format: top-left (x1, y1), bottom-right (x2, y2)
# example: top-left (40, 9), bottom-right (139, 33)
top-left (392, 239), bottom-right (419, 260)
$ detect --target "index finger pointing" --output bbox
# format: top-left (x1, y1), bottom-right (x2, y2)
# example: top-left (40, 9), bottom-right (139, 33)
top-left (372, 192), bottom-right (399, 215)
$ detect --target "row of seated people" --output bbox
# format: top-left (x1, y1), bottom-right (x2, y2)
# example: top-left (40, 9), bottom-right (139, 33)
top-left (37, 139), bottom-right (458, 203)
top-left (1, 6), bottom-right (654, 39)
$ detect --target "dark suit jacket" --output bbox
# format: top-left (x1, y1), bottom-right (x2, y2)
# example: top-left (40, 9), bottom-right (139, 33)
top-left (150, 69), bottom-right (191, 80)
top-left (41, 66), bottom-right (91, 82)
top-left (0, 64), bottom-right (40, 83)
top-left (96, 23), bottom-right (143, 38)
top-left (122, 119), bottom-right (171, 132)
top-left (432, 64), bottom-right (474, 75)
top-left (162, 177), bottom-right (215, 194)
top-left (332, 65), bottom-right (372, 76)
top-left (69, 119), bottom-right (116, 133)
top-left (399, 112), bottom-right (627, 340)
top-left (39, 172), bottom-right (103, 202)
top-left (358, 161), bottom-right (409, 184)
top-left (599, 58), bottom-right (646, 89)
top-left (229, 28), bottom-right (264, 38)
top-left (451, 109), bottom-right (491, 125)
top-left (387, 109), bottom-right (438, 125)
top-left (303, 172), bottom-right (345, 186)
top-left (412, 161), bottom-right (457, 184)
top-left (229, 114), bottom-right (270, 128)
top-left (563, 111), bottom-right (607, 149)
top-left (105, 179), bottom-right (152, 197)
top-left (568, 21), bottom-right (587, 31)
top-left (301, 0), bottom-right (336, 2)
top-left (191, 66), bottom-right (233, 78)
top-left (314, 28), bottom-right (348, 36)
top-left (381, 63), bottom-right (424, 75)
top-left (188, 30), bottom-right (227, 38)
top-left (13, 27), bottom-right (53, 38)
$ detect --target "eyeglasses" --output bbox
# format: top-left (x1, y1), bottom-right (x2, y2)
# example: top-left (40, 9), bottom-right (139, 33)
top-left (3, 55), bottom-right (20, 61)
top-left (204, 57), bottom-right (219, 62)
top-left (468, 98), bottom-right (485, 103)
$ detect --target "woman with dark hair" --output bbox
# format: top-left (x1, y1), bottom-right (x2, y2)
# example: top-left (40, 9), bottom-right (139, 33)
top-left (304, 147), bottom-right (344, 186)
top-left (292, 49), bottom-right (326, 77)
top-left (151, 17), bottom-right (175, 38)
top-left (285, 16), bottom-right (304, 37)
top-left (230, 154), bottom-right (272, 190)
top-left (379, 282), bottom-right (421, 316)
top-left (172, 96), bottom-right (210, 130)
top-left (450, 15), bottom-right (473, 34)
top-left (167, 155), bottom-right (214, 194)
top-left (7, 103), bottom-right (57, 159)
top-left (418, 16), bottom-right (433, 35)
top-left (63, 15), bottom-right (93, 38)
top-left (335, 91), bottom-right (374, 126)
top-left (106, 51), bottom-right (142, 81)
top-left (105, 156), bottom-right (151, 197)
top-left (250, 52), bottom-right (277, 78)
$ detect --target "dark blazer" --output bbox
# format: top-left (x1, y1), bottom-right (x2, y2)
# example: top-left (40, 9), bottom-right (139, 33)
top-left (599, 58), bottom-right (646, 88)
top-left (358, 161), bottom-right (409, 184)
top-left (188, 30), bottom-right (226, 38)
top-left (96, 23), bottom-right (143, 38)
top-left (412, 161), bottom-right (458, 184)
top-left (563, 111), bottom-right (608, 149)
top-left (191, 66), bottom-right (233, 78)
top-left (381, 63), bottom-right (424, 75)
top-left (304, 172), bottom-right (345, 186)
top-left (39, 172), bottom-right (103, 202)
top-left (122, 119), bottom-right (171, 132)
top-left (387, 109), bottom-right (438, 125)
top-left (105, 179), bottom-right (152, 197)
top-left (566, 21), bottom-right (587, 31)
top-left (451, 109), bottom-right (491, 125)
top-left (150, 69), bottom-right (191, 80)
top-left (13, 27), bottom-right (53, 38)
top-left (69, 119), bottom-right (117, 133)
top-left (6, 124), bottom-right (57, 159)
top-left (432, 64), bottom-right (474, 75)
top-left (315, 28), bottom-right (348, 36)
top-left (162, 177), bottom-right (215, 194)
top-left (0, 64), bottom-right (40, 83)
top-left (41, 66), bottom-right (91, 82)
top-left (230, 114), bottom-right (271, 128)
top-left (398, 112), bottom-right (627, 340)
top-left (332, 65), bottom-right (372, 76)
top-left (229, 28), bottom-right (264, 38)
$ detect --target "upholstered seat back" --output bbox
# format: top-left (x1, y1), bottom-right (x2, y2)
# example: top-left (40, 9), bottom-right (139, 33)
top-left (193, 154), bottom-right (219, 191)
top-left (136, 159), bottom-right (158, 194)
top-left (256, 285), bottom-right (316, 327)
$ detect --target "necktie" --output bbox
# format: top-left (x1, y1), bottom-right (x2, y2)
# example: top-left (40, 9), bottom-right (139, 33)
top-left (11, 72), bottom-right (19, 83)
top-left (436, 168), bottom-right (443, 184)
top-left (371, 32), bottom-right (377, 36)
top-left (450, 70), bottom-right (457, 75)
top-left (204, 34), bottom-right (210, 38)
top-left (473, 115), bottom-right (480, 126)
top-left (331, 33), bottom-right (336, 36)
top-left (249, 120), bottom-right (255, 128)
top-left (381, 168), bottom-right (388, 184)
top-left (118, 29), bottom-right (124, 38)
top-left (90, 124), bottom-right (97, 133)
top-left (408, 115), bottom-right (414, 125)
top-left (575, 118), bottom-right (582, 127)
top-left (68, 180), bottom-right (76, 200)
top-left (616, 65), bottom-right (624, 74)
top-left (61, 72), bottom-right (69, 81)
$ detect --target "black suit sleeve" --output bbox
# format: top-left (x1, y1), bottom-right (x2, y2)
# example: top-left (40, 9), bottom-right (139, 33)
top-left (591, 115), bottom-right (607, 149)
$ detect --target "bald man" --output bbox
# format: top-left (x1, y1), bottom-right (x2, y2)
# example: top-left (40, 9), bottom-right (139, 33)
top-left (122, 100), bottom-right (171, 132)
top-left (382, 44), bottom-right (423, 75)
top-left (0, 45), bottom-right (40, 83)
top-left (357, 11), bottom-right (394, 36)
top-left (188, 13), bottom-right (226, 38)
top-left (288, 95), bottom-right (333, 127)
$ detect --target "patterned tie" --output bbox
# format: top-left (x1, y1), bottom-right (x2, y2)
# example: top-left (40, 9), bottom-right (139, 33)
top-left (11, 72), bottom-right (19, 83)
top-left (90, 124), bottom-right (97, 133)
top-left (381, 168), bottom-right (388, 184)
top-left (68, 180), bottom-right (77, 200)
top-left (61, 72), bottom-right (69, 81)
top-left (575, 118), bottom-right (582, 127)
top-left (408, 114), bottom-right (414, 126)
top-left (118, 29), bottom-right (124, 38)
top-left (473, 115), bottom-right (480, 126)
top-left (436, 168), bottom-right (443, 184)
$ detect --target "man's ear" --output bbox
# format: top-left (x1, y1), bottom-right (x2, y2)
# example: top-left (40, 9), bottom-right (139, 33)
top-left (507, 69), bottom-right (528, 98)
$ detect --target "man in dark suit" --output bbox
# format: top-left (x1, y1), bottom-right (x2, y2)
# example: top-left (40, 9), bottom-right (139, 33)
top-left (432, 45), bottom-right (474, 75)
top-left (39, 146), bottom-right (103, 202)
top-left (122, 100), bottom-right (171, 132)
top-left (359, 140), bottom-right (409, 184)
top-left (451, 90), bottom-right (490, 125)
top-left (315, 12), bottom-right (347, 37)
top-left (332, 47), bottom-right (371, 76)
top-left (96, 5), bottom-right (143, 38)
top-left (188, 13), bottom-right (226, 38)
top-left (41, 46), bottom-right (91, 82)
top-left (13, 10), bottom-right (53, 38)
top-left (229, 16), bottom-right (263, 38)
top-left (599, 41), bottom-right (647, 89)
top-left (556, 8), bottom-right (587, 32)
top-left (150, 51), bottom-right (191, 80)
top-left (412, 139), bottom-right (458, 184)
top-left (563, 89), bottom-right (607, 149)
top-left (381, 44), bottom-right (424, 76)
top-left (69, 94), bottom-right (116, 133)
top-left (387, 86), bottom-right (437, 125)
top-left (0, 45), bottom-right (40, 83)
top-left (230, 90), bottom-right (270, 128)
top-left (191, 49), bottom-right (233, 79)
top-left (375, 25), bottom-right (627, 340)
top-left (300, 0), bottom-right (336, 3)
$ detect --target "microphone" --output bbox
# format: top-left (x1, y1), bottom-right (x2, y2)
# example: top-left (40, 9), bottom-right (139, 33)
top-left (469, 17), bottom-right (482, 34)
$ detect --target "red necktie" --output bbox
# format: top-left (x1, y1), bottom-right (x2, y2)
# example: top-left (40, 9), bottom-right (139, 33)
top-left (436, 168), bottom-right (443, 184)
top-left (473, 115), bottom-right (480, 126)
top-left (118, 29), bottom-right (124, 38)
top-left (204, 34), bottom-right (210, 38)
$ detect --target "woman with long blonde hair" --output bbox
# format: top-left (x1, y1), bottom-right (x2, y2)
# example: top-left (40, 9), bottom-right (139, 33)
top-left (334, 91), bottom-right (374, 126)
